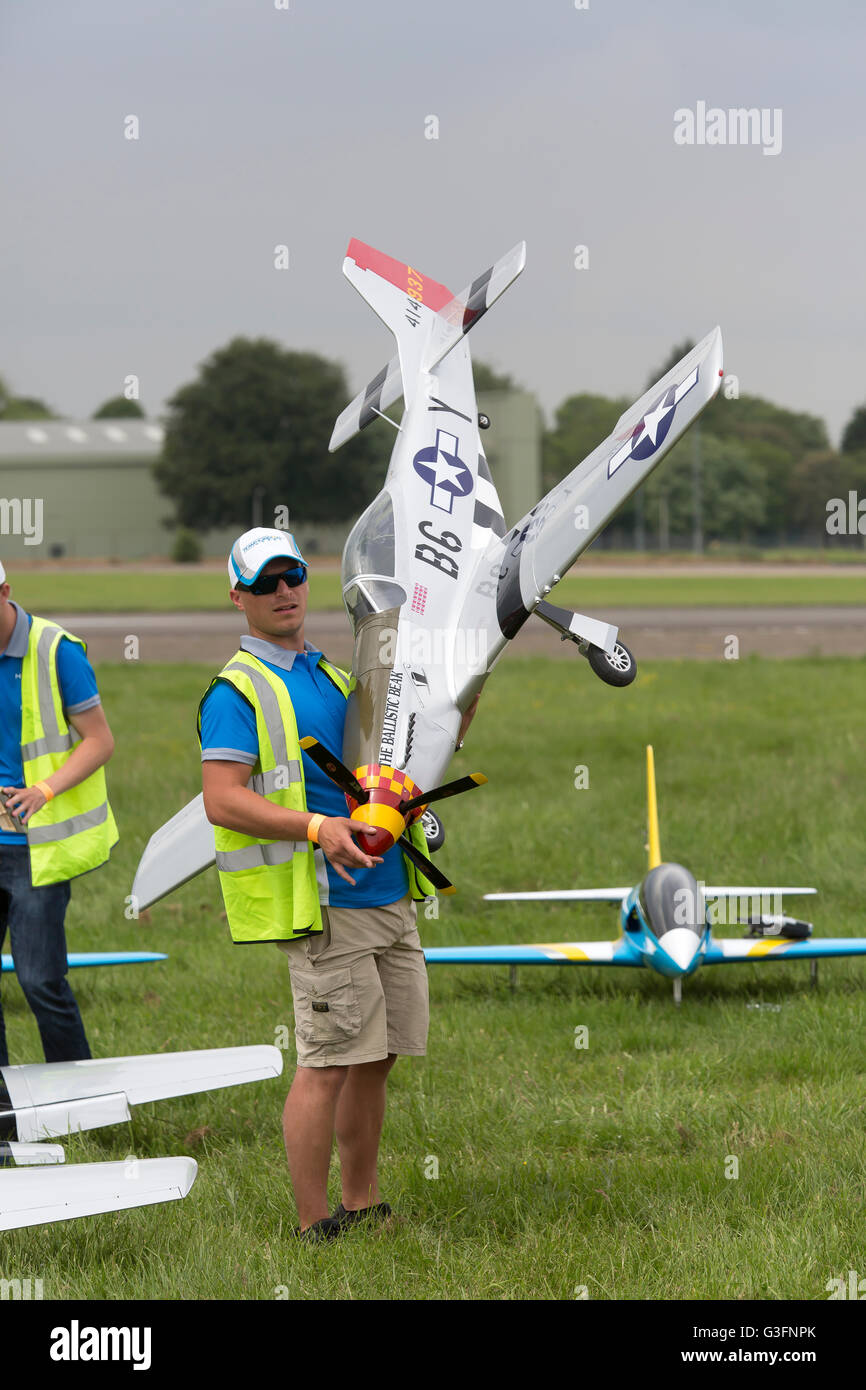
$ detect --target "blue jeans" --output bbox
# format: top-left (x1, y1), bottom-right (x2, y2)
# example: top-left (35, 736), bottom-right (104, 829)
top-left (0, 844), bottom-right (91, 1066)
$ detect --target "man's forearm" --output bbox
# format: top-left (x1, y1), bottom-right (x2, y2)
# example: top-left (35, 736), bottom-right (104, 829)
top-left (203, 783), bottom-right (314, 842)
top-left (42, 735), bottom-right (114, 797)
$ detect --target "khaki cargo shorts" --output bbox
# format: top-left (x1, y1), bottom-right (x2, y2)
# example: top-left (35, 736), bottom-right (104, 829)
top-left (276, 895), bottom-right (429, 1068)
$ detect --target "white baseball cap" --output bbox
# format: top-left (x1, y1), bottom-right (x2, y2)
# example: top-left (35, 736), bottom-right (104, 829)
top-left (0, 559), bottom-right (6, 584)
top-left (228, 528), bottom-right (307, 588)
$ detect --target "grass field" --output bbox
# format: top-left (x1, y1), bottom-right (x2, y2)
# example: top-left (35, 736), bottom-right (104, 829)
top-left (2, 656), bottom-right (866, 1299)
top-left (7, 568), bottom-right (866, 613)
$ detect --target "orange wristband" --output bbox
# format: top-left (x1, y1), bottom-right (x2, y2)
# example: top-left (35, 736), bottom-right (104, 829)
top-left (35, 780), bottom-right (55, 803)
top-left (306, 814), bottom-right (325, 844)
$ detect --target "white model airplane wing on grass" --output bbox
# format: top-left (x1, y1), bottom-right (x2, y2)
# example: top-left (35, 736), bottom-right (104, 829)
top-left (0, 1045), bottom-right (282, 1143)
top-left (0, 1156), bottom-right (196, 1230)
top-left (1, 1141), bottom-right (65, 1166)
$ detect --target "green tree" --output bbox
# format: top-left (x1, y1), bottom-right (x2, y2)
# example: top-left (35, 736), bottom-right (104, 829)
top-left (155, 338), bottom-right (391, 530)
top-left (645, 434), bottom-right (767, 543)
top-left (472, 361), bottom-right (518, 393)
top-left (841, 405), bottom-right (866, 456)
top-left (92, 396), bottom-right (145, 419)
top-left (789, 449), bottom-right (866, 544)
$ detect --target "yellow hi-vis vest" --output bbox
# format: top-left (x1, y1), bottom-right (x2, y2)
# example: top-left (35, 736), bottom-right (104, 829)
top-left (20, 616), bottom-right (118, 888)
top-left (198, 650), bottom-right (436, 946)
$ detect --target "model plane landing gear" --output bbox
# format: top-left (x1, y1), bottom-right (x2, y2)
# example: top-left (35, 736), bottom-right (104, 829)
top-left (421, 808), bottom-right (445, 852)
top-left (535, 599), bottom-right (637, 688)
top-left (478, 412), bottom-right (491, 429)
top-left (587, 640), bottom-right (637, 688)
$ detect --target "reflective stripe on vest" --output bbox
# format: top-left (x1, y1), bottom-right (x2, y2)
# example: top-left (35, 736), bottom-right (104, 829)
top-left (20, 616), bottom-right (118, 887)
top-left (199, 653), bottom-right (325, 945)
top-left (199, 649), bottom-right (435, 938)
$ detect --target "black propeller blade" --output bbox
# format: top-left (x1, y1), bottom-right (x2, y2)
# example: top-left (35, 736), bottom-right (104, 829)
top-left (399, 834), bottom-right (456, 895)
top-left (399, 772), bottom-right (487, 815)
top-left (299, 737), bottom-right (369, 804)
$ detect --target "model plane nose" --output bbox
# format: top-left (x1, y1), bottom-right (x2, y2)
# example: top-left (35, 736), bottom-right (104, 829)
top-left (661, 928), bottom-right (700, 973)
top-left (347, 764), bottom-right (419, 857)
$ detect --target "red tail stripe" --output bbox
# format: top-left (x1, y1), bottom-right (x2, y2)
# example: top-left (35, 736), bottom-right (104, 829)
top-left (345, 239), bottom-right (454, 312)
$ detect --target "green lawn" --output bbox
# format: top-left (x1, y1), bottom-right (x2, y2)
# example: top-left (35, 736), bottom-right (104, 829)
top-left (7, 568), bottom-right (866, 613)
top-left (2, 656), bottom-right (866, 1299)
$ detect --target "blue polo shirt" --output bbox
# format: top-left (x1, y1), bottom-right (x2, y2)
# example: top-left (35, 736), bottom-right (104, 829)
top-left (199, 635), bottom-right (408, 908)
top-left (0, 603), bottom-right (102, 844)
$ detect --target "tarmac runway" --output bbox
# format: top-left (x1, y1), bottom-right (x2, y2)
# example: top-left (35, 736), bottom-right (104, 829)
top-left (50, 606), bottom-right (866, 666)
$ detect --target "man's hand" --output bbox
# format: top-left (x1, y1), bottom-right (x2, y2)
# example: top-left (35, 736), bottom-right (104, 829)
top-left (1, 784), bottom-right (46, 825)
top-left (317, 817), bottom-right (384, 885)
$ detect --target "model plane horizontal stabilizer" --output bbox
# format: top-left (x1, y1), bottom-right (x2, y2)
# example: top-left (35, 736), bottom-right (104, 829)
top-left (0, 1156), bottom-right (196, 1230)
top-left (423, 242), bottom-right (526, 373)
top-left (0, 1045), bottom-right (283, 1143)
top-left (329, 353), bottom-right (403, 451)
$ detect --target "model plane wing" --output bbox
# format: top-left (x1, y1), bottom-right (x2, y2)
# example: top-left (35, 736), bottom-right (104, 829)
top-left (484, 889), bottom-right (630, 902)
top-left (2, 952), bottom-right (167, 973)
top-left (0, 1156), bottom-right (196, 1230)
top-left (131, 792), bottom-right (214, 910)
top-left (1, 1141), bottom-right (65, 1167)
top-left (703, 936), bottom-right (866, 965)
top-left (425, 939), bottom-right (641, 966)
top-left (0, 1044), bottom-right (283, 1143)
top-left (481, 329), bottom-right (723, 642)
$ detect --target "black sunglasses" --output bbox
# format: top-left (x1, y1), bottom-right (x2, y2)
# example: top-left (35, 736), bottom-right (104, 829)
top-left (243, 565), bottom-right (307, 595)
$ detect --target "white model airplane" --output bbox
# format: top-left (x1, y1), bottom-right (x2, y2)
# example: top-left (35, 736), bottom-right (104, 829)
top-left (132, 240), bottom-right (723, 904)
top-left (425, 747), bottom-right (866, 1003)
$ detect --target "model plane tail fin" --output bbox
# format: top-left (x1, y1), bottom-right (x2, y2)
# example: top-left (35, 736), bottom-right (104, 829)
top-left (329, 239), bottom-right (526, 450)
top-left (646, 745), bottom-right (662, 869)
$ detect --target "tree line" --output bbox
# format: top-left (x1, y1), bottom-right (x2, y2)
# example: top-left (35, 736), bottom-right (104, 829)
top-left (4, 342), bottom-right (865, 547)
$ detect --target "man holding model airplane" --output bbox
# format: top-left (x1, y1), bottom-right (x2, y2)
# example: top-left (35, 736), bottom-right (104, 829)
top-left (199, 528), bottom-right (475, 1242)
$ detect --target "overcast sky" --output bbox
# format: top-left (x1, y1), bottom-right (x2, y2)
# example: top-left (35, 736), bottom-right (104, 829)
top-left (2, 0), bottom-right (863, 442)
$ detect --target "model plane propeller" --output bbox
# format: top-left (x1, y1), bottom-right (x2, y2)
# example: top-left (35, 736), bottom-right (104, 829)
top-left (130, 239), bottom-right (724, 907)
top-left (424, 747), bottom-right (866, 1003)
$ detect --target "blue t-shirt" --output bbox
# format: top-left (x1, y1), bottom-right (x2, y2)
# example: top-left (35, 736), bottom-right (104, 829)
top-left (0, 604), bottom-right (101, 844)
top-left (199, 637), bottom-right (409, 909)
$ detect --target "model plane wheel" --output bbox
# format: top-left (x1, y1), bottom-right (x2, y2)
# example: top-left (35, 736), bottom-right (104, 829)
top-left (587, 641), bottom-right (637, 688)
top-left (478, 413), bottom-right (491, 430)
top-left (421, 808), bottom-right (445, 852)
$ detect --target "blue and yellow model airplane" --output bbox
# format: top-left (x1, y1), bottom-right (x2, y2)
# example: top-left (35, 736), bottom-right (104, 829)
top-left (425, 747), bottom-right (866, 1003)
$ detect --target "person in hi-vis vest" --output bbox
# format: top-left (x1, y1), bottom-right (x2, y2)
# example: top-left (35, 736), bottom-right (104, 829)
top-left (200, 528), bottom-right (476, 1243)
top-left (0, 560), bottom-right (117, 1066)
